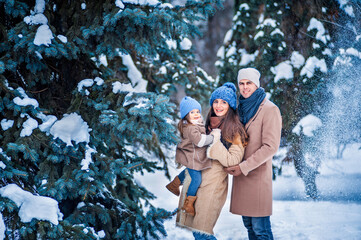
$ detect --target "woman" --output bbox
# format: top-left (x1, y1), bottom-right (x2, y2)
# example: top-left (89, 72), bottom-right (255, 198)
top-left (176, 83), bottom-right (248, 239)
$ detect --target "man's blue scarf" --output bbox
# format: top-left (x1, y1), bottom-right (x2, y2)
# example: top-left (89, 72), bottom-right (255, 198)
top-left (238, 88), bottom-right (266, 125)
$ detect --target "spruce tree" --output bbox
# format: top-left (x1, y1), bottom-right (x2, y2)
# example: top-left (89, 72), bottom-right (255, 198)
top-left (0, 0), bottom-right (221, 239)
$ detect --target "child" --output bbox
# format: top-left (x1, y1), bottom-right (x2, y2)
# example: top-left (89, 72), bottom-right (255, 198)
top-left (166, 96), bottom-right (214, 216)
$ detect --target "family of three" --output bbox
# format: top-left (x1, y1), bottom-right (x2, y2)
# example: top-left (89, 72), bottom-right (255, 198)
top-left (166, 67), bottom-right (282, 240)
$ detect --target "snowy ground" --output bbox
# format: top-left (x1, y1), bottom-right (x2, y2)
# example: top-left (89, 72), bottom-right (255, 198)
top-left (137, 143), bottom-right (361, 240)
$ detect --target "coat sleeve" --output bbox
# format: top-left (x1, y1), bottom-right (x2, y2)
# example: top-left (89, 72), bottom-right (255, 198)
top-left (239, 104), bottom-right (282, 176)
top-left (184, 125), bottom-right (203, 145)
top-left (207, 136), bottom-right (244, 168)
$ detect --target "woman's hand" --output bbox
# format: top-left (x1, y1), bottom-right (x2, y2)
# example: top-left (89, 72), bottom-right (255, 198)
top-left (224, 165), bottom-right (242, 176)
top-left (210, 128), bottom-right (221, 141)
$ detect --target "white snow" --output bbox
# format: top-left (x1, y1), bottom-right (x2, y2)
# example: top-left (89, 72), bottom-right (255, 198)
top-left (81, 146), bottom-right (97, 171)
top-left (157, 66), bottom-right (167, 75)
top-left (78, 79), bottom-right (94, 92)
top-left (111, 52), bottom-right (148, 100)
top-left (0, 184), bottom-right (63, 225)
top-left (254, 31), bottom-right (264, 40)
top-left (258, 18), bottom-right (277, 28)
top-left (180, 38), bottom-right (192, 50)
top-left (94, 77), bottom-right (104, 86)
top-left (23, 0), bottom-right (54, 47)
top-left (76, 77), bottom-right (104, 94)
top-left (24, 14), bottom-right (48, 25)
top-left (341, 47), bottom-right (361, 58)
top-left (23, 0), bottom-right (47, 25)
top-left (112, 82), bottom-right (134, 94)
top-left (216, 46), bottom-right (225, 60)
top-left (37, 113), bottom-right (57, 133)
top-left (57, 35), bottom-right (67, 43)
top-left (13, 88), bottom-right (39, 108)
top-left (300, 56), bottom-right (327, 78)
top-left (223, 30), bottom-right (233, 44)
top-left (34, 25), bottom-right (54, 46)
top-left (121, 0), bottom-right (173, 8)
top-left (239, 3), bottom-right (250, 11)
top-left (312, 42), bottom-right (320, 49)
top-left (99, 54), bottom-right (108, 67)
top-left (322, 48), bottom-right (332, 56)
top-left (333, 47), bottom-right (361, 66)
top-left (344, 5), bottom-right (355, 17)
top-left (13, 96), bottom-right (39, 108)
top-left (123, 95), bottom-right (151, 108)
top-left (98, 230), bottom-right (105, 238)
top-left (226, 45), bottom-right (237, 58)
top-left (271, 28), bottom-right (284, 36)
top-left (35, 51), bottom-right (43, 59)
top-left (49, 113), bottom-right (91, 146)
top-left (33, 0), bottom-right (45, 13)
top-left (271, 61), bottom-right (293, 83)
top-left (166, 39), bottom-right (177, 49)
top-left (307, 18), bottom-right (330, 44)
top-left (292, 114), bottom-right (322, 137)
top-left (290, 51), bottom-right (305, 68)
top-left (136, 143), bottom-right (361, 239)
top-left (238, 49), bottom-right (258, 66)
top-left (1, 119), bottom-right (14, 131)
top-left (20, 117), bottom-right (39, 137)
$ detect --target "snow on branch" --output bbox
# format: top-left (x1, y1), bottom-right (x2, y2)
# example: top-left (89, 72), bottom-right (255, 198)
top-left (292, 114), bottom-right (322, 137)
top-left (0, 184), bottom-right (63, 225)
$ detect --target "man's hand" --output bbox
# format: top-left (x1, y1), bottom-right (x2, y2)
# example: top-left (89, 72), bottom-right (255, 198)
top-left (224, 165), bottom-right (242, 176)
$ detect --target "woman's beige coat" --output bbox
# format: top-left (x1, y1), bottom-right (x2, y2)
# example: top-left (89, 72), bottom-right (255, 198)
top-left (176, 130), bottom-right (244, 235)
top-left (230, 98), bottom-right (282, 217)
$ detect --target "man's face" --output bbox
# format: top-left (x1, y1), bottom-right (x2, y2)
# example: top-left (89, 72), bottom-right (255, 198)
top-left (238, 79), bottom-right (258, 99)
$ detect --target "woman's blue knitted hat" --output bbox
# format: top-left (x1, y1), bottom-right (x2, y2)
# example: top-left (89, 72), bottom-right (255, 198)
top-left (209, 82), bottom-right (237, 110)
top-left (180, 96), bottom-right (202, 119)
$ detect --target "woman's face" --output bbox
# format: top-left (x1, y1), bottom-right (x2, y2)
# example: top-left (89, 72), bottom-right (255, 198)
top-left (212, 99), bottom-right (229, 117)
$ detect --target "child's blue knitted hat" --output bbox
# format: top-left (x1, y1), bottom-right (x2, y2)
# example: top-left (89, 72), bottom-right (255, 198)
top-left (209, 82), bottom-right (237, 110)
top-left (180, 96), bottom-right (202, 119)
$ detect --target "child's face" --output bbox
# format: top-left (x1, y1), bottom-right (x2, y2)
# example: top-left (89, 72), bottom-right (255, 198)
top-left (212, 99), bottom-right (229, 117)
top-left (188, 109), bottom-right (201, 121)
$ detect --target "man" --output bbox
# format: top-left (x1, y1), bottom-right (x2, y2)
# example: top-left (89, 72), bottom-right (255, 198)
top-left (225, 68), bottom-right (282, 240)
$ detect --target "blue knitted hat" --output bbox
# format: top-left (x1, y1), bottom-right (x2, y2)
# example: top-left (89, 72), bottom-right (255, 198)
top-left (209, 82), bottom-right (237, 110)
top-left (180, 96), bottom-right (202, 119)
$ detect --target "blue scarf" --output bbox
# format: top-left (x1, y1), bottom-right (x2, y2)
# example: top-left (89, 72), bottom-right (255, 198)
top-left (238, 88), bottom-right (266, 125)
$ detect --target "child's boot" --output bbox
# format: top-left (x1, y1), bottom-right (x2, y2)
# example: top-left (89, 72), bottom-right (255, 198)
top-left (166, 176), bottom-right (181, 196)
top-left (182, 196), bottom-right (197, 216)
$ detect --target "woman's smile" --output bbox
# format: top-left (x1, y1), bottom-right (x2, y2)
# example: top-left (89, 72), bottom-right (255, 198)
top-left (212, 99), bottom-right (230, 116)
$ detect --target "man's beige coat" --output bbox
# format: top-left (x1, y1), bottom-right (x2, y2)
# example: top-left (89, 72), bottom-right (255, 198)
top-left (231, 98), bottom-right (282, 217)
top-left (176, 130), bottom-right (244, 235)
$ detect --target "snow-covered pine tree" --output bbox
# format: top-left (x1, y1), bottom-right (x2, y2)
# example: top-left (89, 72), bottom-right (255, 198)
top-left (0, 0), bottom-right (220, 239)
top-left (216, 0), bottom-right (344, 198)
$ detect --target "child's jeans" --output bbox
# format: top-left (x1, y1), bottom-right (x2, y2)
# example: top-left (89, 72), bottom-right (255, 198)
top-left (178, 168), bottom-right (202, 196)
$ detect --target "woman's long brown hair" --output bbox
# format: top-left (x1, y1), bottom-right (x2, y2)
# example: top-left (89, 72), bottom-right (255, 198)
top-left (205, 107), bottom-right (248, 147)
